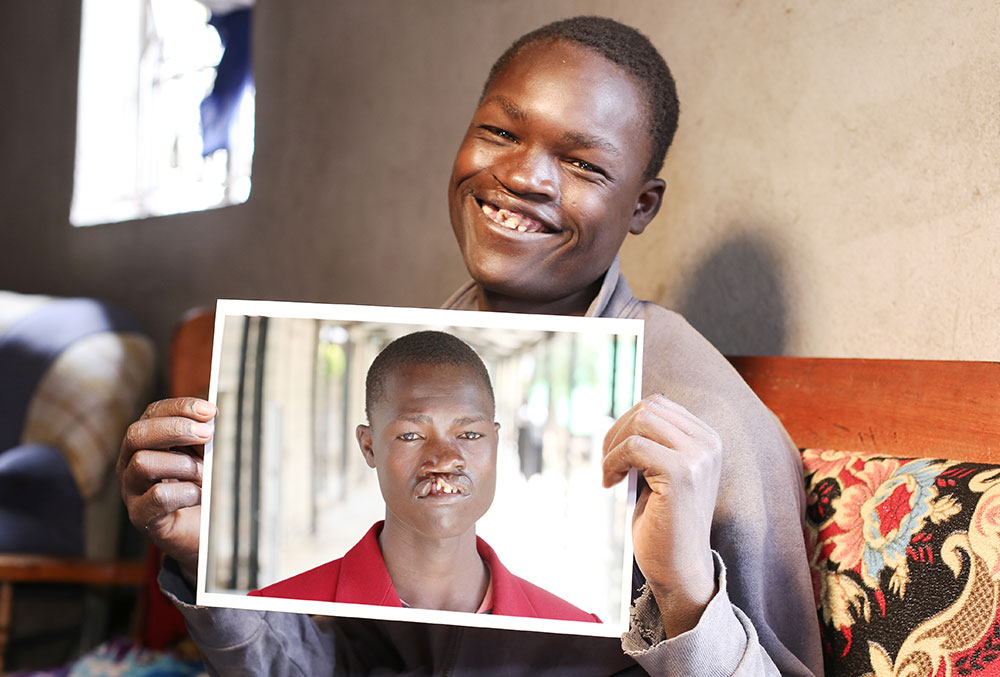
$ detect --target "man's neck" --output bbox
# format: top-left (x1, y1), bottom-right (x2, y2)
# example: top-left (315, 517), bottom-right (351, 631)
top-left (378, 520), bottom-right (489, 613)
top-left (475, 277), bottom-right (603, 316)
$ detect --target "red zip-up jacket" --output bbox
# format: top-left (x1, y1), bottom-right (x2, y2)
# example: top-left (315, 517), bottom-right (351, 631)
top-left (250, 521), bottom-right (599, 623)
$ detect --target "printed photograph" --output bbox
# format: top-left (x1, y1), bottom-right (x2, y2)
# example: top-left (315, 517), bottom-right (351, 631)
top-left (197, 300), bottom-right (643, 637)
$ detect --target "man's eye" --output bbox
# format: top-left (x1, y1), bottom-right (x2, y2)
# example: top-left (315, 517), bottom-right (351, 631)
top-left (458, 431), bottom-right (484, 440)
top-left (397, 432), bottom-right (421, 441)
top-left (567, 158), bottom-right (605, 175)
top-left (481, 125), bottom-right (517, 142)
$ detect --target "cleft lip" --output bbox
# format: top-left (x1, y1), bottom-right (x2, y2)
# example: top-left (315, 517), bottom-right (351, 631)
top-left (474, 195), bottom-right (561, 234)
top-left (415, 472), bottom-right (470, 498)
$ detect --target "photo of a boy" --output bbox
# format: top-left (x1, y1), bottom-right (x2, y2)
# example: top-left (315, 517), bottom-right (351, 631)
top-left (249, 330), bottom-right (599, 622)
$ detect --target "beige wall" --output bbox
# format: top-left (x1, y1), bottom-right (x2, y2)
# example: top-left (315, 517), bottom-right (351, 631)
top-left (1, 1), bottom-right (997, 362)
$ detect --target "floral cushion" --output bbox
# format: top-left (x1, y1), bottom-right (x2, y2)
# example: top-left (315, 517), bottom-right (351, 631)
top-left (803, 449), bottom-right (1000, 676)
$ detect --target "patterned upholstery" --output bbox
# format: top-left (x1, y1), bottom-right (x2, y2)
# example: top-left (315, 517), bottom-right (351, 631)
top-left (20, 332), bottom-right (155, 500)
top-left (803, 448), bottom-right (1000, 676)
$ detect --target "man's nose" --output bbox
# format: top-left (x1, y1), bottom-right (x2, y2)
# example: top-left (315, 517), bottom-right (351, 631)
top-left (422, 440), bottom-right (465, 474)
top-left (494, 147), bottom-right (559, 201)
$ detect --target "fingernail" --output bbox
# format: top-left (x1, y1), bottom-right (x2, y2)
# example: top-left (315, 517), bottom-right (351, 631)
top-left (192, 421), bottom-right (214, 439)
top-left (194, 400), bottom-right (216, 417)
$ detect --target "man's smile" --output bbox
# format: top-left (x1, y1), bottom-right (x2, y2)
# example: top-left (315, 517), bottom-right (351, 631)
top-left (473, 196), bottom-right (560, 236)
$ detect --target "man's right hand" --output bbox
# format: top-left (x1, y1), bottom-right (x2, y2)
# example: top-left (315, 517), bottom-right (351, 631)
top-left (117, 397), bottom-right (216, 586)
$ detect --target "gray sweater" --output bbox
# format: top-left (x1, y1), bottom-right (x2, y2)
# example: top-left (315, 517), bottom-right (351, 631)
top-left (160, 259), bottom-right (822, 675)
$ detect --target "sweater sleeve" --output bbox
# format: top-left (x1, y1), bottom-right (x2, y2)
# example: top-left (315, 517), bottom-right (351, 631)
top-left (157, 558), bottom-right (352, 676)
top-left (623, 552), bottom-right (780, 676)
top-left (626, 303), bottom-right (823, 675)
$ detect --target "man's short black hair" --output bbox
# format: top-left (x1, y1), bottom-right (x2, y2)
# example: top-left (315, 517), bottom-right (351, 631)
top-left (365, 330), bottom-right (495, 421)
top-left (483, 15), bottom-right (679, 181)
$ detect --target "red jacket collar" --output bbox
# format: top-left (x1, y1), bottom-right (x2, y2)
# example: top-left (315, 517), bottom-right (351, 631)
top-left (336, 522), bottom-right (402, 607)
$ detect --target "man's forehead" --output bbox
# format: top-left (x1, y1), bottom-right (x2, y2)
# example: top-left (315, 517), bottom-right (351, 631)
top-left (370, 402), bottom-right (495, 431)
top-left (497, 39), bottom-right (636, 93)
top-left (482, 40), bottom-right (651, 151)
top-left (382, 360), bottom-right (486, 387)
top-left (373, 363), bottom-right (494, 412)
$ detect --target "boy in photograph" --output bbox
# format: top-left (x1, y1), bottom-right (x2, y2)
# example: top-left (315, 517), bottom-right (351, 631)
top-left (250, 330), bottom-right (598, 622)
top-left (119, 16), bottom-right (822, 675)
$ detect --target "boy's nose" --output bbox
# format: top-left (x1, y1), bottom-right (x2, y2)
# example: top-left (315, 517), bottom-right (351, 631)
top-left (422, 442), bottom-right (465, 474)
top-left (495, 148), bottom-right (558, 201)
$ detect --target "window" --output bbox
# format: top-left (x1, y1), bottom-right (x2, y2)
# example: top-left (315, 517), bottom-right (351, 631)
top-left (71, 0), bottom-right (254, 227)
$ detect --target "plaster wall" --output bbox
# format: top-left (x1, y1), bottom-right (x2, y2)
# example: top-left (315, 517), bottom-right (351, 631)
top-left (0, 0), bottom-right (996, 361)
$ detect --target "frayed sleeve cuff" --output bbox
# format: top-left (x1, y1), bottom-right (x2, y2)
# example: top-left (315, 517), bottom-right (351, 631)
top-left (622, 551), bottom-right (776, 676)
top-left (157, 556), bottom-right (198, 606)
top-left (158, 557), bottom-right (268, 651)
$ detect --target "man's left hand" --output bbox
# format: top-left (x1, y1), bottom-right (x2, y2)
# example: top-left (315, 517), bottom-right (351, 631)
top-left (602, 394), bottom-right (723, 638)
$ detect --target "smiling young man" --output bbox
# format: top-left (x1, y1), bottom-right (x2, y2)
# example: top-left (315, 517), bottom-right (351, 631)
top-left (442, 22), bottom-right (822, 672)
top-left (119, 16), bottom-right (822, 676)
top-left (249, 331), bottom-right (598, 622)
top-left (447, 36), bottom-right (666, 318)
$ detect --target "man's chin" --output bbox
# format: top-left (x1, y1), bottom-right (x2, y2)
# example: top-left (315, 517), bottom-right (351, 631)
top-left (403, 505), bottom-right (490, 543)
top-left (470, 268), bottom-right (566, 304)
top-left (415, 521), bottom-right (478, 542)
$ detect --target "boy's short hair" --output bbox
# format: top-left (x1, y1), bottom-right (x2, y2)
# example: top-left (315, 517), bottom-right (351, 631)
top-left (482, 15), bottom-right (679, 181)
top-left (365, 330), bottom-right (495, 421)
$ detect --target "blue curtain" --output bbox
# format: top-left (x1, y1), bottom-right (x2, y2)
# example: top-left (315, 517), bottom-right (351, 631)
top-left (200, 7), bottom-right (253, 156)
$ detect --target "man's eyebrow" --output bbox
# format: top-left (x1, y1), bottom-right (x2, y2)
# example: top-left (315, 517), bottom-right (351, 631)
top-left (453, 415), bottom-right (490, 426)
top-left (394, 414), bottom-right (489, 426)
top-left (481, 94), bottom-right (528, 122)
top-left (397, 414), bottom-right (432, 424)
top-left (561, 130), bottom-right (620, 156)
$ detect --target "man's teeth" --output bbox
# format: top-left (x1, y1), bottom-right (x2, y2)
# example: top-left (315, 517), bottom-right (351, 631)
top-left (434, 476), bottom-right (457, 494)
top-left (481, 202), bottom-right (540, 233)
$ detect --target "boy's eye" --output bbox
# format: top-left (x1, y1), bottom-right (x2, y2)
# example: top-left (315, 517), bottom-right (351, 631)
top-left (567, 158), bottom-right (606, 176)
top-left (458, 431), bottom-right (484, 440)
top-left (481, 125), bottom-right (517, 142)
top-left (397, 432), bottom-right (421, 441)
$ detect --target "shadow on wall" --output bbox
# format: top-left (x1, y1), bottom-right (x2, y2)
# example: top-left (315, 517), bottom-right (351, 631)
top-left (676, 230), bottom-right (790, 356)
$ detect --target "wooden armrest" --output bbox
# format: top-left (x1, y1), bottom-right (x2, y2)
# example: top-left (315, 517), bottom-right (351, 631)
top-left (728, 356), bottom-right (1000, 461)
top-left (0, 554), bottom-right (146, 586)
top-left (170, 308), bottom-right (216, 399)
top-left (0, 554), bottom-right (147, 670)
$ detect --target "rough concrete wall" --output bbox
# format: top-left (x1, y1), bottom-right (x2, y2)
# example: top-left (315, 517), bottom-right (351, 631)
top-left (620, 1), bottom-right (1000, 359)
top-left (0, 0), bottom-right (996, 361)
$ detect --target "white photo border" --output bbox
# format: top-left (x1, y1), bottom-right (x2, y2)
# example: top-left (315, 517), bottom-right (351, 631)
top-left (197, 299), bottom-right (643, 638)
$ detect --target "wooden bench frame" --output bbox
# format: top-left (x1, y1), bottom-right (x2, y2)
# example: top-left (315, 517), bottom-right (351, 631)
top-left (0, 554), bottom-right (145, 670)
top-left (728, 356), bottom-right (999, 461)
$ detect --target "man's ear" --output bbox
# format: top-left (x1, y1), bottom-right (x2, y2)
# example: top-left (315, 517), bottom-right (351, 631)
top-left (356, 424), bottom-right (377, 468)
top-left (629, 177), bottom-right (665, 235)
